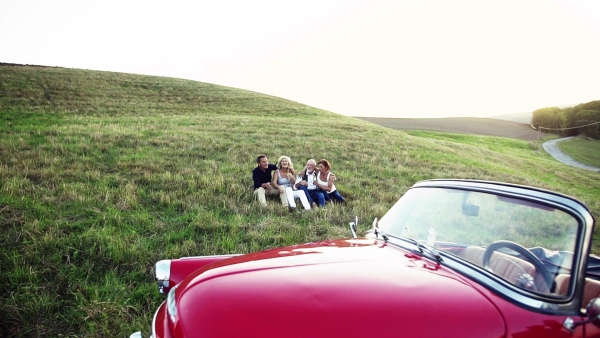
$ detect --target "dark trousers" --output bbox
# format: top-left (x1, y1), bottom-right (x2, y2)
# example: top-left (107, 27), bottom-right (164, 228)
top-left (298, 186), bottom-right (326, 207)
top-left (327, 190), bottom-right (345, 203)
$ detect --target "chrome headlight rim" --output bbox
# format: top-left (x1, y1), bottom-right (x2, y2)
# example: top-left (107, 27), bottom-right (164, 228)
top-left (155, 259), bottom-right (171, 295)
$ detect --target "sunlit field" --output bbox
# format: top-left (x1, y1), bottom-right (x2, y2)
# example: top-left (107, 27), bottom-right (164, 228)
top-left (1, 65), bottom-right (598, 337)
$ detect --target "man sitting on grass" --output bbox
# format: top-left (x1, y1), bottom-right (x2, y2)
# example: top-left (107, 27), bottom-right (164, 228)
top-left (252, 154), bottom-right (278, 207)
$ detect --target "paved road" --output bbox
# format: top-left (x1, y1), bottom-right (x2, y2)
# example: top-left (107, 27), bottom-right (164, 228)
top-left (542, 137), bottom-right (600, 172)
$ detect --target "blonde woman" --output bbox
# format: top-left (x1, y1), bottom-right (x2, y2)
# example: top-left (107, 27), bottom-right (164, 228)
top-left (272, 156), bottom-right (311, 210)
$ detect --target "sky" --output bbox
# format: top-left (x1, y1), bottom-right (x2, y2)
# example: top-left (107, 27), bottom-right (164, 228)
top-left (1, 0), bottom-right (599, 118)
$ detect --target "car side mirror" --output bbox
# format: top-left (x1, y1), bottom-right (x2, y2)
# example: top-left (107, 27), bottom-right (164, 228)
top-left (462, 203), bottom-right (479, 216)
top-left (563, 298), bottom-right (600, 332)
top-left (587, 298), bottom-right (600, 328)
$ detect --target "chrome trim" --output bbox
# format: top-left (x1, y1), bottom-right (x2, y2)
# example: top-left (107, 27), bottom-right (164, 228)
top-left (155, 260), bottom-right (171, 295)
top-left (129, 332), bottom-right (142, 338)
top-left (563, 317), bottom-right (575, 333)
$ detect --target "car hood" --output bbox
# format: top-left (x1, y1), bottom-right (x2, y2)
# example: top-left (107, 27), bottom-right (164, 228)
top-left (173, 239), bottom-right (505, 338)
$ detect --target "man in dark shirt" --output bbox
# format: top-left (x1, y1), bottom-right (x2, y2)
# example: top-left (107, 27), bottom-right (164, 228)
top-left (252, 154), bottom-right (278, 207)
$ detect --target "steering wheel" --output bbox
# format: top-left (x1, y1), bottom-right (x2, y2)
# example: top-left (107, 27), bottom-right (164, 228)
top-left (483, 240), bottom-right (554, 292)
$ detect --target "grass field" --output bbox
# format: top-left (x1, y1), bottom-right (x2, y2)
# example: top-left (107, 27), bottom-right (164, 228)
top-left (0, 64), bottom-right (598, 337)
top-left (557, 137), bottom-right (600, 168)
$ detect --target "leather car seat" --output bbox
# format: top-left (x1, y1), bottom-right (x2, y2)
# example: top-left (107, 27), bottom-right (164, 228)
top-left (459, 246), bottom-right (535, 285)
top-left (555, 274), bottom-right (600, 309)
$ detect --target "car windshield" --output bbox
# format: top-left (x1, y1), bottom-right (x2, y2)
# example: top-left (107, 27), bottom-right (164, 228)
top-left (377, 186), bottom-right (580, 295)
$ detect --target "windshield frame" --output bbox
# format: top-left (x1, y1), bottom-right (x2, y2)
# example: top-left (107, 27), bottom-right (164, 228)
top-left (370, 179), bottom-right (595, 314)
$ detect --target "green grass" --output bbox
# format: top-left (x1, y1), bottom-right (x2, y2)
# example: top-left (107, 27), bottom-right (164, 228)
top-left (556, 137), bottom-right (600, 168)
top-left (1, 65), bottom-right (599, 337)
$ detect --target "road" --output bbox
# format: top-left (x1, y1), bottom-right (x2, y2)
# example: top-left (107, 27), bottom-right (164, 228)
top-left (542, 137), bottom-right (600, 172)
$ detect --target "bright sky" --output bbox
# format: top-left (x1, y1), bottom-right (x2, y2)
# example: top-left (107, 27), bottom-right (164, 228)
top-left (1, 0), bottom-right (599, 118)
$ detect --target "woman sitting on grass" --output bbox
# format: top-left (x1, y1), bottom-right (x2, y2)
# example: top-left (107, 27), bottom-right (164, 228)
top-left (315, 159), bottom-right (345, 203)
top-left (272, 156), bottom-right (311, 211)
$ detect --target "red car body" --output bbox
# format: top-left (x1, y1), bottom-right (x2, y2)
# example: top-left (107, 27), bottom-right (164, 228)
top-left (133, 180), bottom-right (600, 338)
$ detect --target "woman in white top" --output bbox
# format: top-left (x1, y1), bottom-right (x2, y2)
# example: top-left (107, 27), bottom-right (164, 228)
top-left (315, 159), bottom-right (345, 203)
top-left (272, 156), bottom-right (311, 210)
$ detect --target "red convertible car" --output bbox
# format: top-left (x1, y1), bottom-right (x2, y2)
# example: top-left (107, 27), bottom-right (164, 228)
top-left (132, 179), bottom-right (600, 338)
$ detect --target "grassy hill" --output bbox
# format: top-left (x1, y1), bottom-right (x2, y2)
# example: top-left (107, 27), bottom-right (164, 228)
top-left (1, 65), bottom-right (599, 337)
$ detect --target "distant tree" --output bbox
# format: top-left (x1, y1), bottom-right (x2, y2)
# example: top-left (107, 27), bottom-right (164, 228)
top-left (532, 100), bottom-right (600, 138)
top-left (563, 107), bottom-right (579, 137)
top-left (576, 100), bottom-right (600, 112)
top-left (532, 107), bottom-right (565, 135)
top-left (574, 110), bottom-right (600, 139)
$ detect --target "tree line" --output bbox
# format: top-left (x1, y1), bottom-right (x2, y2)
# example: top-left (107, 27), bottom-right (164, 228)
top-left (532, 100), bottom-right (600, 139)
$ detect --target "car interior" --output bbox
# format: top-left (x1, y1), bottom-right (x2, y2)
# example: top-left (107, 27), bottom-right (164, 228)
top-left (458, 246), bottom-right (600, 310)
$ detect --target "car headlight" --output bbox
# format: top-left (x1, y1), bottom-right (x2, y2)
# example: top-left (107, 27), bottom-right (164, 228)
top-left (167, 285), bottom-right (178, 322)
top-left (155, 259), bottom-right (171, 295)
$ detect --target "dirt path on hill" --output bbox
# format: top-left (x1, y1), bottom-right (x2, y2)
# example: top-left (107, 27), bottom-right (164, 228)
top-left (542, 137), bottom-right (600, 172)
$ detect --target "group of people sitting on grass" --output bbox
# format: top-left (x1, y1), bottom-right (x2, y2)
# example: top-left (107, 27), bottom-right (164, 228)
top-left (252, 154), bottom-right (346, 211)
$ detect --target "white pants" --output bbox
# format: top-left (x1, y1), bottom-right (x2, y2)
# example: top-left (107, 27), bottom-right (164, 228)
top-left (285, 187), bottom-right (311, 210)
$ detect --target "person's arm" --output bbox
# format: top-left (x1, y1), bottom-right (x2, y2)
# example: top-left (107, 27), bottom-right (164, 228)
top-left (272, 171), bottom-right (284, 193)
top-left (295, 168), bottom-right (308, 189)
top-left (253, 167), bottom-right (273, 190)
top-left (294, 175), bottom-right (303, 189)
top-left (272, 170), bottom-right (278, 189)
top-left (287, 169), bottom-right (296, 190)
top-left (316, 172), bottom-right (334, 192)
top-left (252, 169), bottom-right (262, 189)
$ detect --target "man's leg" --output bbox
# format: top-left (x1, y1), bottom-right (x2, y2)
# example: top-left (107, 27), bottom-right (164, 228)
top-left (298, 185), bottom-right (314, 204)
top-left (267, 187), bottom-right (281, 202)
top-left (310, 190), bottom-right (326, 207)
top-left (254, 187), bottom-right (268, 207)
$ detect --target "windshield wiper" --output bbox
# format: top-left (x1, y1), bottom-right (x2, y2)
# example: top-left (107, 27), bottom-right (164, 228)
top-left (404, 226), bottom-right (443, 262)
